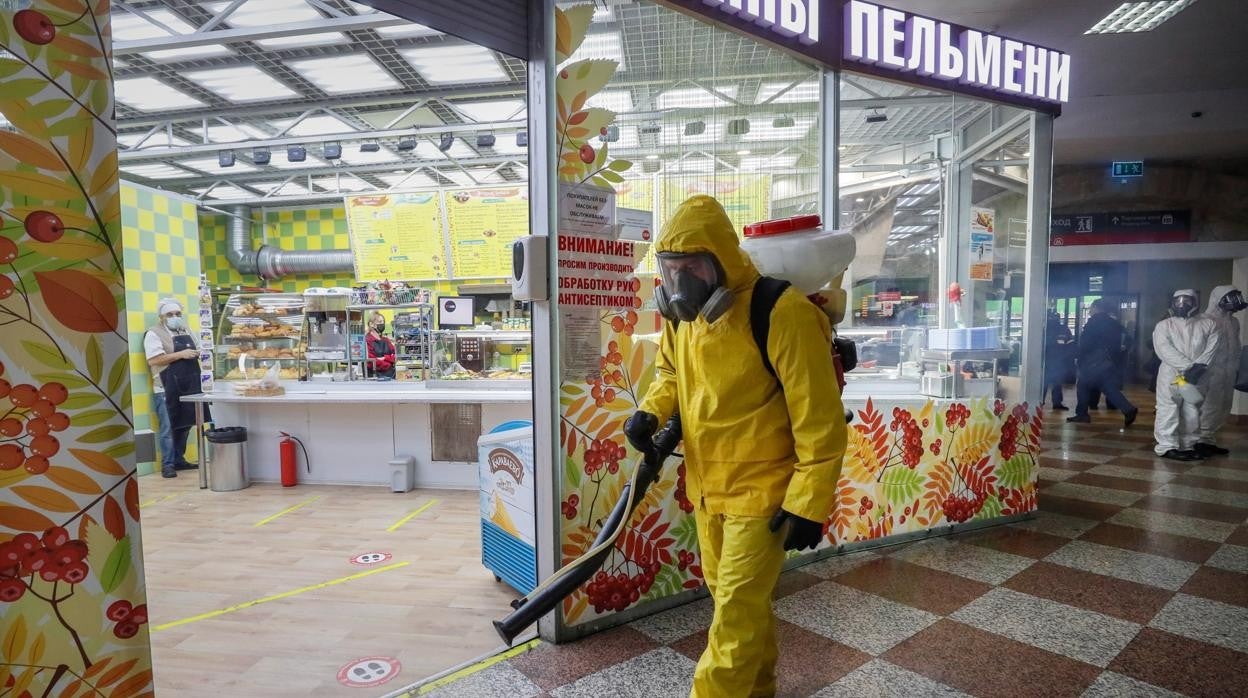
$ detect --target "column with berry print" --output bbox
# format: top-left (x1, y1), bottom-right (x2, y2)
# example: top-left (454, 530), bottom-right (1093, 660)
top-left (1, 1), bottom-right (155, 696)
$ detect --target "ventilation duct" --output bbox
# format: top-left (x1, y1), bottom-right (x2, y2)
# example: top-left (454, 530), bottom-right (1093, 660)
top-left (225, 205), bottom-right (354, 280)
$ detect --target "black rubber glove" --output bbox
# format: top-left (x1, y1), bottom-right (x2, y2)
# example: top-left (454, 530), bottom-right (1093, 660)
top-left (624, 411), bottom-right (658, 454)
top-left (768, 509), bottom-right (824, 551)
top-left (1185, 363), bottom-right (1209, 383)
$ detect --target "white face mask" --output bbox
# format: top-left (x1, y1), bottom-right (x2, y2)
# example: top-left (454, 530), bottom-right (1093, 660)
top-left (164, 316), bottom-right (187, 333)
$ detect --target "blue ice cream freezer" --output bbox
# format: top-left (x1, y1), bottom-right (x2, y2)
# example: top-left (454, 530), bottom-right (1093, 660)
top-left (478, 420), bottom-right (537, 594)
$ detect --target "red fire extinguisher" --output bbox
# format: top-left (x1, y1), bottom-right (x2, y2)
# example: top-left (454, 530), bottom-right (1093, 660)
top-left (278, 432), bottom-right (310, 487)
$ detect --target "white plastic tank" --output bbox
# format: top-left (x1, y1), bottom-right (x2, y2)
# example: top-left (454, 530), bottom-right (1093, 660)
top-left (741, 215), bottom-right (856, 295)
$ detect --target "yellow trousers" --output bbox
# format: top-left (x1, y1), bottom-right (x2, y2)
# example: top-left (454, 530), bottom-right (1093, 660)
top-left (690, 513), bottom-right (787, 698)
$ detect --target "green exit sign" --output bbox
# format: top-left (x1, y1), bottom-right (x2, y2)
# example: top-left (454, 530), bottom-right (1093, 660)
top-left (1112, 161), bottom-right (1144, 177)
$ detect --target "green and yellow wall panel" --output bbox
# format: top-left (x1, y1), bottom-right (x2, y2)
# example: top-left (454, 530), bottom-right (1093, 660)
top-left (121, 182), bottom-right (202, 474)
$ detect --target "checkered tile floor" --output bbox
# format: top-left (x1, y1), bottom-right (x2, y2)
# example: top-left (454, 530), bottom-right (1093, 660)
top-left (428, 394), bottom-right (1248, 697)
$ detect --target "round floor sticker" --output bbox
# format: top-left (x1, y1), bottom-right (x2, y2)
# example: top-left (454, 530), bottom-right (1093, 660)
top-left (337, 657), bottom-right (401, 688)
top-left (349, 552), bottom-right (392, 566)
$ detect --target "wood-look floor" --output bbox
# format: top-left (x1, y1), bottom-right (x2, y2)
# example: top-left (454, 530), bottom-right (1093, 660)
top-left (137, 473), bottom-right (519, 696)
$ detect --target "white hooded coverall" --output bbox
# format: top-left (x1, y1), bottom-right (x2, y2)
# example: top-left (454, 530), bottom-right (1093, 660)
top-left (1153, 309), bottom-right (1219, 456)
top-left (1198, 285), bottom-right (1242, 446)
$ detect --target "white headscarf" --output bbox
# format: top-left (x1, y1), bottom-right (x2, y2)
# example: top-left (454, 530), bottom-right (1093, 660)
top-left (157, 298), bottom-right (183, 317)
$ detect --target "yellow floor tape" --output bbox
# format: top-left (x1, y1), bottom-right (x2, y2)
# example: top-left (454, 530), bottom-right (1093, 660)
top-left (139, 493), bottom-right (180, 509)
top-left (152, 561), bottom-right (410, 632)
top-left (253, 494), bottom-right (323, 527)
top-left (387, 498), bottom-right (439, 532)
top-left (395, 638), bottom-right (541, 696)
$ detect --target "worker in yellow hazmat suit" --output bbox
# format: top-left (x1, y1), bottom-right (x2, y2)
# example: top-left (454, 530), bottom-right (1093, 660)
top-left (625, 195), bottom-right (847, 698)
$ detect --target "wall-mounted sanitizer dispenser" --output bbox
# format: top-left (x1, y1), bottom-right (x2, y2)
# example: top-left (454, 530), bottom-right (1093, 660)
top-left (511, 236), bottom-right (548, 301)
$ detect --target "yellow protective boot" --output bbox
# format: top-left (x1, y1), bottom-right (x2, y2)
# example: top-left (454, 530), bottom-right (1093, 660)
top-left (691, 513), bottom-right (786, 698)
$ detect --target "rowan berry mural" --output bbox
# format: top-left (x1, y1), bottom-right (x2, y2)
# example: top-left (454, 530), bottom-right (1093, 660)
top-left (0, 1), bottom-right (154, 696)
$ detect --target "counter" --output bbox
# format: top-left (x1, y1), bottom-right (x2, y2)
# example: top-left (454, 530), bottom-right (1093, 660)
top-left (184, 383), bottom-right (532, 489)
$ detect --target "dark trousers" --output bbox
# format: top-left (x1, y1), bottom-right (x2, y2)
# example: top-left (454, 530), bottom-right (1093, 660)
top-left (1046, 381), bottom-right (1065, 407)
top-left (1075, 371), bottom-right (1135, 419)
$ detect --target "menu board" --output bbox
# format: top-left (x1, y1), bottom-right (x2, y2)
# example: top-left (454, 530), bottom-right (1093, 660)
top-left (444, 187), bottom-right (529, 278)
top-left (345, 193), bottom-right (446, 281)
top-left (661, 174), bottom-right (772, 239)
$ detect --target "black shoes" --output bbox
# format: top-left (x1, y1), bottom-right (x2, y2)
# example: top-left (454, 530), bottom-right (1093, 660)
top-left (1123, 408), bottom-right (1139, 429)
top-left (1194, 443), bottom-right (1230, 458)
top-left (1066, 415), bottom-right (1092, 424)
top-left (1160, 449), bottom-right (1201, 462)
top-left (1052, 404), bottom-right (1070, 412)
top-left (161, 467), bottom-right (177, 478)
top-left (173, 461), bottom-right (198, 471)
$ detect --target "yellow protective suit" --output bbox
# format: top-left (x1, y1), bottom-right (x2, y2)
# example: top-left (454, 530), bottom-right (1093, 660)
top-left (638, 195), bottom-right (847, 698)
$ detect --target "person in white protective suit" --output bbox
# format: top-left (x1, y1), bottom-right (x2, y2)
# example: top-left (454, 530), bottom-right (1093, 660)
top-left (1195, 285), bottom-right (1247, 457)
top-left (1153, 290), bottom-right (1220, 461)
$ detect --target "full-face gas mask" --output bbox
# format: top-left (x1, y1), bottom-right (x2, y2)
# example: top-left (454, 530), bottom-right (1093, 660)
top-left (655, 252), bottom-right (733, 324)
top-left (1219, 289), bottom-right (1248, 314)
top-left (1170, 291), bottom-right (1199, 319)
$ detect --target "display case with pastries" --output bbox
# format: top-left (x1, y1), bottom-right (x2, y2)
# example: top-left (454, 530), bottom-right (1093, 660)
top-left (214, 293), bottom-right (305, 381)
top-left (427, 330), bottom-right (533, 389)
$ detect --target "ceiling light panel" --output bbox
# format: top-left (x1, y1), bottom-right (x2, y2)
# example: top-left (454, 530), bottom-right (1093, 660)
top-left (197, 123), bottom-right (271, 143)
top-left (115, 78), bottom-right (206, 111)
top-left (571, 33), bottom-right (626, 70)
top-left (271, 115), bottom-right (358, 137)
top-left (205, 0), bottom-right (347, 48)
top-left (400, 46), bottom-right (508, 84)
top-left (186, 67), bottom-right (297, 103)
top-left (905, 183), bottom-right (940, 196)
top-left (312, 175), bottom-right (373, 192)
top-left (756, 81), bottom-right (819, 104)
top-left (1086, 0), bottom-right (1199, 34)
top-left (378, 172), bottom-right (441, 189)
top-left (113, 9), bottom-right (234, 61)
top-left (194, 185), bottom-right (253, 200)
top-left (895, 197), bottom-right (924, 207)
top-left (376, 24), bottom-right (441, 38)
top-left (739, 155), bottom-right (801, 171)
top-left (338, 147), bottom-right (401, 165)
top-left (181, 157), bottom-right (258, 175)
top-left (120, 163), bottom-right (195, 180)
top-left (288, 55), bottom-right (402, 94)
top-left (489, 137), bottom-right (528, 155)
top-left (742, 117), bottom-right (815, 142)
top-left (254, 181), bottom-right (312, 196)
top-left (266, 153), bottom-right (329, 170)
top-left (586, 90), bottom-right (634, 114)
top-left (452, 100), bottom-right (526, 123)
top-left (656, 86), bottom-right (738, 109)
top-left (117, 133), bottom-right (192, 149)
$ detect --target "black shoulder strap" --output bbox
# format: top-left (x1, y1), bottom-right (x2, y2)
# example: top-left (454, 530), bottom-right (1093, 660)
top-left (750, 276), bottom-right (791, 381)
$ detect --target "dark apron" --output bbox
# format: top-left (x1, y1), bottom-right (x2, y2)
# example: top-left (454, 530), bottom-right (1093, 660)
top-left (164, 334), bottom-right (210, 431)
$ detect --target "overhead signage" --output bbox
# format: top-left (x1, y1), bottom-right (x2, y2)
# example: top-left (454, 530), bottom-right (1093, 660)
top-left (655, 0), bottom-right (1067, 114)
top-left (1111, 161), bottom-right (1144, 178)
top-left (701, 0), bottom-right (822, 45)
top-left (1050, 210), bottom-right (1190, 246)
top-left (844, 1), bottom-right (1069, 105)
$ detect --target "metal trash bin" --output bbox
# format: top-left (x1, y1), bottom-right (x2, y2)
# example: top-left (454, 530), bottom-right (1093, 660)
top-left (206, 427), bottom-right (249, 492)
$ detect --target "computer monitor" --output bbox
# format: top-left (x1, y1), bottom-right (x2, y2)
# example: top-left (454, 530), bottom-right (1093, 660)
top-left (438, 296), bottom-right (475, 328)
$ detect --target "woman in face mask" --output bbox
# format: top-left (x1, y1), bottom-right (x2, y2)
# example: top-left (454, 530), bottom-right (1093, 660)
top-left (365, 311), bottom-right (397, 380)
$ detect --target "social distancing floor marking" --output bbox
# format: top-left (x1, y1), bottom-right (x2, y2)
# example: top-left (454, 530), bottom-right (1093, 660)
top-left (254, 494), bottom-right (324, 527)
top-left (139, 493), bottom-right (180, 508)
top-left (152, 561), bottom-right (411, 632)
top-left (389, 638), bottom-right (541, 696)
top-left (387, 498), bottom-right (439, 532)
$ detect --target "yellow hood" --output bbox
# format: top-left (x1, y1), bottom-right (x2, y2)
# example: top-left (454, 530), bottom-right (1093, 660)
top-left (657, 195), bottom-right (759, 293)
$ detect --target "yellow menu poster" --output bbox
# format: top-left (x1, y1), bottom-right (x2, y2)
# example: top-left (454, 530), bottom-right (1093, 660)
top-left (444, 187), bottom-right (529, 278)
top-left (661, 174), bottom-right (772, 238)
top-left (345, 193), bottom-right (447, 281)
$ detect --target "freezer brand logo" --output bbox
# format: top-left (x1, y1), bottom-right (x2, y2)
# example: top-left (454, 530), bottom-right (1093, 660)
top-left (702, 0), bottom-right (822, 45)
top-left (845, 0), bottom-right (1070, 103)
top-left (488, 448), bottom-right (525, 483)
